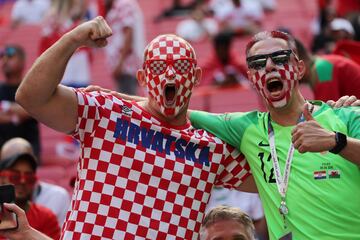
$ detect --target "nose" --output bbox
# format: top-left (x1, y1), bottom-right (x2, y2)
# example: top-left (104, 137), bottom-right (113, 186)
top-left (265, 57), bottom-right (277, 72)
top-left (165, 65), bottom-right (176, 80)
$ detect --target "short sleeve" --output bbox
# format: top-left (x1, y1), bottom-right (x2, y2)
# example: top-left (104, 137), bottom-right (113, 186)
top-left (340, 106), bottom-right (360, 139)
top-left (190, 111), bottom-right (245, 149)
top-left (72, 89), bottom-right (114, 142)
top-left (214, 143), bottom-right (251, 189)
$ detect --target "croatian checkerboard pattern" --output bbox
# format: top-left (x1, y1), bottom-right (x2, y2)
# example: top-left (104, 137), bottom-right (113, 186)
top-left (60, 90), bottom-right (251, 240)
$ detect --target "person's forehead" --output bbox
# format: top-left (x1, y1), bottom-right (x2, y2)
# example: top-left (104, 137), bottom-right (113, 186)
top-left (249, 38), bottom-right (289, 56)
top-left (206, 220), bottom-right (249, 240)
top-left (146, 35), bottom-right (195, 60)
top-left (10, 159), bottom-right (34, 172)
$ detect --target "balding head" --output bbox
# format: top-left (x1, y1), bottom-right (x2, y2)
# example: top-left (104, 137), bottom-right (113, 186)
top-left (1, 138), bottom-right (34, 160)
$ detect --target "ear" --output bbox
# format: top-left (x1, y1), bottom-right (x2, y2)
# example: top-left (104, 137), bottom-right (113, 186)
top-left (297, 59), bottom-right (306, 79)
top-left (137, 69), bottom-right (146, 87)
top-left (194, 67), bottom-right (202, 86)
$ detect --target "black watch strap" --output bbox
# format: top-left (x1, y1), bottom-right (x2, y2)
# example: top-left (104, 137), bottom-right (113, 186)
top-left (329, 132), bottom-right (347, 154)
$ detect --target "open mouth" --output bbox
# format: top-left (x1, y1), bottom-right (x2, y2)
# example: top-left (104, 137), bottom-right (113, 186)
top-left (164, 84), bottom-right (177, 106)
top-left (266, 78), bottom-right (284, 97)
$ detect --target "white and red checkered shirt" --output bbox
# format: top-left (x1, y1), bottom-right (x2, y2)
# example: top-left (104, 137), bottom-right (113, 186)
top-left (61, 89), bottom-right (250, 239)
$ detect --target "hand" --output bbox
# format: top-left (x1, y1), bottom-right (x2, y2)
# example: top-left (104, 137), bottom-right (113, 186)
top-left (83, 85), bottom-right (112, 93)
top-left (67, 16), bottom-right (112, 49)
top-left (292, 103), bottom-right (336, 153)
top-left (0, 203), bottom-right (31, 240)
top-left (83, 85), bottom-right (125, 100)
top-left (326, 95), bottom-right (360, 108)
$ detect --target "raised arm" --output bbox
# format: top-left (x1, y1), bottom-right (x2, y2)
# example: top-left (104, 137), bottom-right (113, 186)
top-left (15, 17), bottom-right (112, 133)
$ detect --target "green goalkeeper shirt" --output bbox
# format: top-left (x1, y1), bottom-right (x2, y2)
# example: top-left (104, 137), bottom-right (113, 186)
top-left (190, 102), bottom-right (360, 240)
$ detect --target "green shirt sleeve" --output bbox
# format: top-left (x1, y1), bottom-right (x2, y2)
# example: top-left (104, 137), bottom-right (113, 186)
top-left (337, 106), bottom-right (360, 139)
top-left (190, 110), bottom-right (255, 150)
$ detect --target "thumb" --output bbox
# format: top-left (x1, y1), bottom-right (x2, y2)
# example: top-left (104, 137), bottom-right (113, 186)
top-left (303, 103), bottom-right (314, 121)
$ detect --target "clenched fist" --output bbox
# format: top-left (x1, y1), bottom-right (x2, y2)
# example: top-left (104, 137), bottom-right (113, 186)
top-left (67, 16), bottom-right (112, 48)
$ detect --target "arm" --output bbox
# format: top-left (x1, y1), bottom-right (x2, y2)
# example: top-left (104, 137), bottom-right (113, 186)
top-left (326, 95), bottom-right (360, 107)
top-left (0, 203), bottom-right (52, 240)
top-left (15, 16), bottom-right (112, 133)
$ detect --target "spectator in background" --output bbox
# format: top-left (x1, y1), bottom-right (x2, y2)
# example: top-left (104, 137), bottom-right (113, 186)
top-left (329, 18), bottom-right (355, 42)
top-left (296, 38), bottom-right (360, 101)
top-left (10, 0), bottom-right (51, 29)
top-left (200, 205), bottom-right (256, 240)
top-left (0, 139), bottom-right (60, 239)
top-left (105, 0), bottom-right (145, 95)
top-left (176, 2), bottom-right (219, 43)
top-left (210, 0), bottom-right (263, 37)
top-left (0, 138), bottom-right (71, 226)
top-left (311, 0), bottom-right (336, 54)
top-left (40, 0), bottom-right (93, 88)
top-left (201, 32), bottom-right (248, 86)
top-left (0, 45), bottom-right (40, 158)
top-left (206, 188), bottom-right (268, 239)
top-left (154, 0), bottom-right (202, 22)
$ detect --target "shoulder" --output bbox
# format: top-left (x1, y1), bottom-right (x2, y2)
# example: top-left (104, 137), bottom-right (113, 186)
top-left (28, 202), bottom-right (58, 219)
top-left (39, 181), bottom-right (69, 197)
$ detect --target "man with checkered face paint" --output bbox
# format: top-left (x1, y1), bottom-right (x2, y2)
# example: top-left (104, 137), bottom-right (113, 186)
top-left (16, 17), bottom-right (254, 239)
top-left (190, 31), bottom-right (360, 239)
top-left (142, 34), bottom-right (198, 117)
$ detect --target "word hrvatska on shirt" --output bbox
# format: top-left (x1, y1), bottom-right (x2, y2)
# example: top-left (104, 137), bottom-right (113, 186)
top-left (113, 118), bottom-right (210, 166)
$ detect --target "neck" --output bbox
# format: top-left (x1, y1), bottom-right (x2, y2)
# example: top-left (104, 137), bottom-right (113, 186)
top-left (268, 90), bottom-right (306, 126)
top-left (140, 99), bottom-right (188, 126)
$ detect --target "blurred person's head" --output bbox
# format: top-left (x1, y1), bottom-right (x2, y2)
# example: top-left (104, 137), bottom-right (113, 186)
top-left (213, 32), bottom-right (233, 65)
top-left (139, 34), bottom-right (201, 118)
top-left (0, 44), bottom-right (25, 85)
top-left (330, 18), bottom-right (355, 41)
top-left (0, 138), bottom-right (37, 207)
top-left (200, 205), bottom-right (255, 240)
top-left (245, 31), bottom-right (306, 109)
top-left (294, 38), bottom-right (313, 84)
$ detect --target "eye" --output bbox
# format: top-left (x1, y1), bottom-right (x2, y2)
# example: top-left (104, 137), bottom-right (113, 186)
top-left (272, 54), bottom-right (290, 65)
top-left (249, 58), bottom-right (267, 70)
top-left (149, 60), bottom-right (167, 75)
top-left (174, 59), bottom-right (191, 74)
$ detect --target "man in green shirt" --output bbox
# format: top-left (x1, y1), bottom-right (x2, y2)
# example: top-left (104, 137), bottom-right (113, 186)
top-left (190, 31), bottom-right (360, 239)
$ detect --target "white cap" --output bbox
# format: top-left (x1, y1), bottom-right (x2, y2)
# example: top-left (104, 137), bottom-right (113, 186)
top-left (330, 18), bottom-right (355, 35)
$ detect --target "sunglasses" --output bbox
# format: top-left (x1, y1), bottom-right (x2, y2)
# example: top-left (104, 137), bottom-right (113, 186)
top-left (246, 49), bottom-right (294, 70)
top-left (0, 170), bottom-right (37, 186)
top-left (143, 58), bottom-right (197, 75)
top-left (0, 47), bottom-right (17, 58)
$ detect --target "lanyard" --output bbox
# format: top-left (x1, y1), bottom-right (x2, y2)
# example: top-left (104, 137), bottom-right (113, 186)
top-left (267, 112), bottom-right (306, 228)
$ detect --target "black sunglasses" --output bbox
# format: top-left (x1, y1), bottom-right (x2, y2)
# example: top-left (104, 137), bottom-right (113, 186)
top-left (246, 49), bottom-right (293, 70)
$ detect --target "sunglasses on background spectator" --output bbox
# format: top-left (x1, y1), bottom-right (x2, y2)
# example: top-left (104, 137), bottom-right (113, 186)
top-left (246, 49), bottom-right (297, 70)
top-left (0, 47), bottom-right (18, 58)
top-left (0, 170), bottom-right (37, 186)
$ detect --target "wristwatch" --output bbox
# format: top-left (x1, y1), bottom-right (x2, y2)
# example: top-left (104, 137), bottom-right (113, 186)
top-left (329, 132), bottom-right (347, 154)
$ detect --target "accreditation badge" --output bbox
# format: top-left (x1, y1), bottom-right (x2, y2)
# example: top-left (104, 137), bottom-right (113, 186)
top-left (279, 232), bottom-right (292, 240)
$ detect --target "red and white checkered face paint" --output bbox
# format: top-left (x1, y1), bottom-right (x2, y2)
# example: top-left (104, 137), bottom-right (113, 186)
top-left (143, 35), bottom-right (197, 116)
top-left (250, 63), bottom-right (300, 108)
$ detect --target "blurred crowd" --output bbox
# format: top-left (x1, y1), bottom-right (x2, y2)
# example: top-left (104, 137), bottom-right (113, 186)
top-left (0, 0), bottom-right (360, 239)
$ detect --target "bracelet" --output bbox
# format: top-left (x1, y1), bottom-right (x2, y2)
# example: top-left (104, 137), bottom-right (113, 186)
top-left (329, 132), bottom-right (347, 154)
